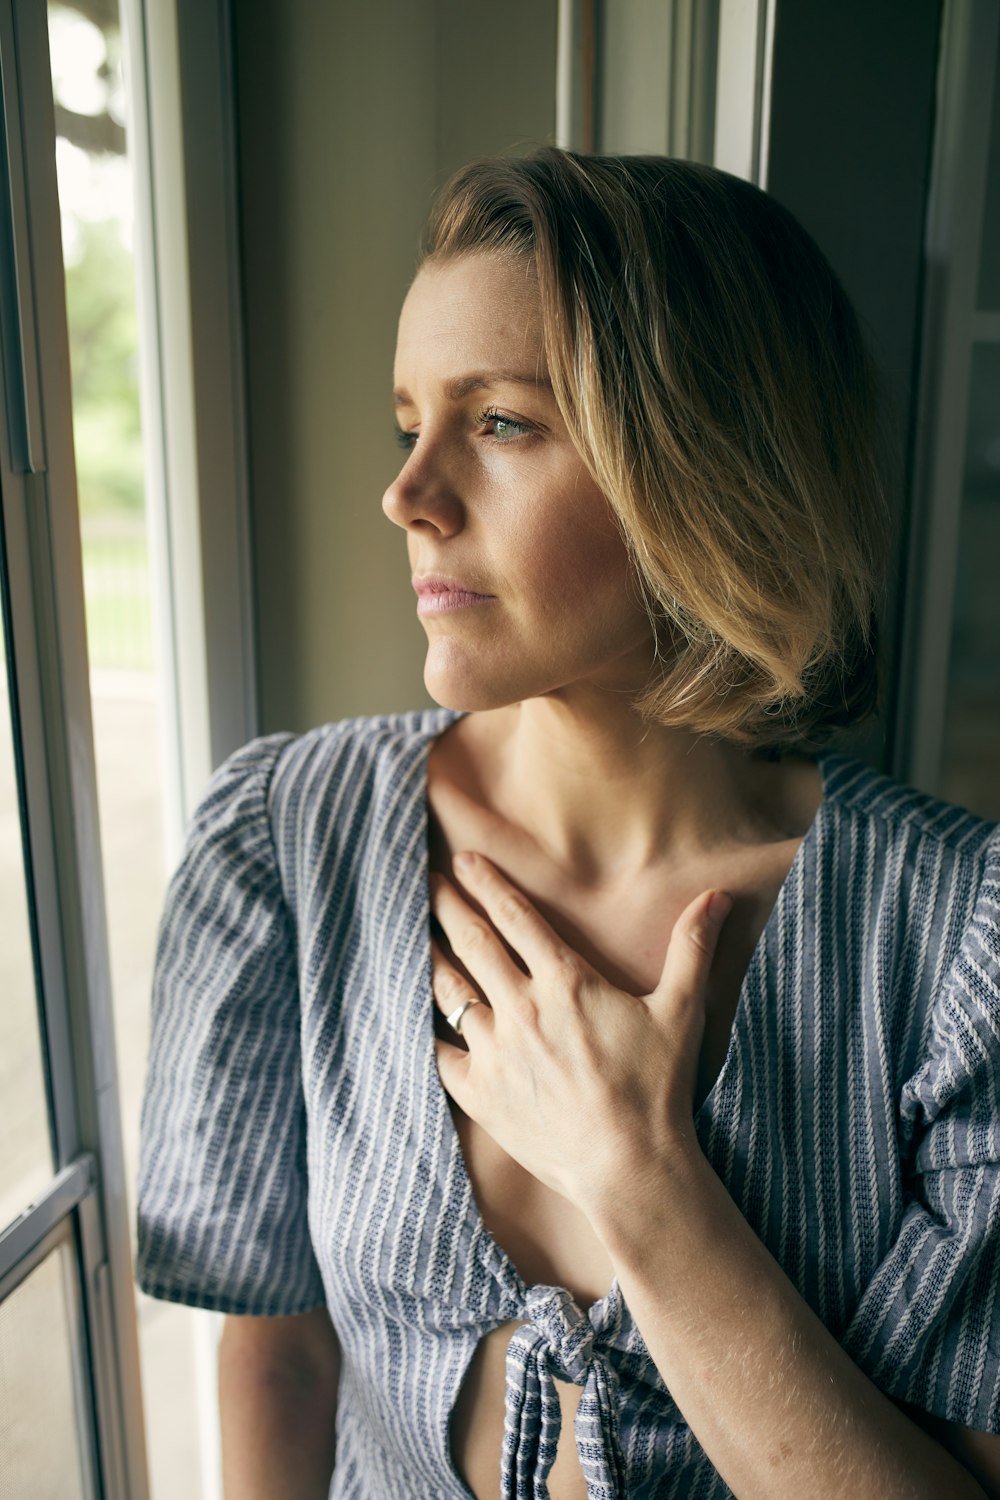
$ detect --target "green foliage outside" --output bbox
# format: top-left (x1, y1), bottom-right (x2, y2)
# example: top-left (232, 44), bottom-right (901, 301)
top-left (64, 216), bottom-right (144, 518)
top-left (47, 6), bottom-right (154, 667)
top-left (62, 212), bottom-right (152, 668)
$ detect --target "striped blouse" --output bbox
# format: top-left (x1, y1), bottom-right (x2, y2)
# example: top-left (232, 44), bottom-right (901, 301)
top-left (136, 708), bottom-right (1000, 1499)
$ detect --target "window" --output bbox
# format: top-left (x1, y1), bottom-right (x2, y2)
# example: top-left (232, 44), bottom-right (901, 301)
top-left (0, 0), bottom-right (254, 1493)
top-left (937, 26), bottom-right (1000, 819)
top-left (895, 1), bottom-right (1000, 815)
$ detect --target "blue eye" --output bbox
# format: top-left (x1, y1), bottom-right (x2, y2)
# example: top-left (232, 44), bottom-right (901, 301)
top-left (394, 426), bottom-right (417, 452)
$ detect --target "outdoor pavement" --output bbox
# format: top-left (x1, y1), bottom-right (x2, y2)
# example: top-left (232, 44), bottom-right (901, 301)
top-left (2, 670), bottom-right (207, 1499)
top-left (92, 679), bottom-right (208, 1500)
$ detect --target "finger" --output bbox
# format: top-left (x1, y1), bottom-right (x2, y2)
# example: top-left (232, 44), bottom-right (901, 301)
top-left (430, 937), bottom-right (492, 1036)
top-left (653, 889), bottom-right (733, 1008)
top-left (450, 852), bottom-right (578, 980)
top-left (430, 871), bottom-right (524, 998)
top-left (434, 1035), bottom-right (476, 1114)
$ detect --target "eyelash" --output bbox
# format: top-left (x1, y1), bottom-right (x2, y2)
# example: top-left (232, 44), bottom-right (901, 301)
top-left (394, 407), bottom-right (532, 452)
top-left (475, 407), bottom-right (532, 443)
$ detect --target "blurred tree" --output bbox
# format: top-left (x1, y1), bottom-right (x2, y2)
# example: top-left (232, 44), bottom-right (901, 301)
top-left (51, 0), bottom-right (126, 158)
top-left (49, 0), bottom-right (142, 518)
top-left (63, 217), bottom-right (143, 515)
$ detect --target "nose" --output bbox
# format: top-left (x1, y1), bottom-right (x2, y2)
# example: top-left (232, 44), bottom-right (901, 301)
top-left (381, 436), bottom-right (463, 537)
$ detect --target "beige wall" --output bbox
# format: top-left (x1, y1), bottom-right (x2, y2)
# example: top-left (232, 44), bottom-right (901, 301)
top-left (233, 2), bottom-right (557, 734)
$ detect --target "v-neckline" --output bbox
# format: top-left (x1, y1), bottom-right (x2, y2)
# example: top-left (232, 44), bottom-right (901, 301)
top-left (413, 712), bottom-right (833, 1317)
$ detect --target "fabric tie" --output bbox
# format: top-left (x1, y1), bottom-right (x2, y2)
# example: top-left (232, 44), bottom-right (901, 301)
top-left (500, 1285), bottom-right (626, 1500)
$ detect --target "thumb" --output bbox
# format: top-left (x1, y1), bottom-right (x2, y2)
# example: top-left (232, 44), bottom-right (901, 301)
top-left (653, 888), bottom-right (734, 1010)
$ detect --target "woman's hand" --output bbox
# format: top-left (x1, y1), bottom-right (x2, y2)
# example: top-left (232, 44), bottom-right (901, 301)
top-left (430, 850), bottom-right (732, 1220)
top-left (431, 853), bottom-right (996, 1500)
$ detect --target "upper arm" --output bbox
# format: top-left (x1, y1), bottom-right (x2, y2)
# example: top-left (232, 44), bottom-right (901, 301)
top-left (217, 1310), bottom-right (340, 1491)
top-left (136, 736), bottom-right (326, 1317)
top-left (842, 835), bottom-right (1000, 1449)
top-left (219, 1308), bottom-right (342, 1396)
top-left (895, 1400), bottom-right (1000, 1499)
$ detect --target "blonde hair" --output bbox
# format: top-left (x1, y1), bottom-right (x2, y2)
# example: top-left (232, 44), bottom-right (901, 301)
top-left (421, 148), bottom-right (891, 752)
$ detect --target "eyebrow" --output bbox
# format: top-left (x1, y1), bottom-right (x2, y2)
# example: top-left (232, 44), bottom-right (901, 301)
top-left (392, 371), bottom-right (552, 409)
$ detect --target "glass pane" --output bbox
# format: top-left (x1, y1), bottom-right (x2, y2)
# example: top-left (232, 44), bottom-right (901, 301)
top-left (0, 1242), bottom-right (94, 1500)
top-left (939, 340), bottom-right (1000, 819)
top-left (0, 584), bottom-right (53, 1231)
top-left (48, 6), bottom-right (205, 1496)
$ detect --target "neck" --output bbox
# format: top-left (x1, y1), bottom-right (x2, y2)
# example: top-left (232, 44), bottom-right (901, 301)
top-left (477, 690), bottom-right (818, 884)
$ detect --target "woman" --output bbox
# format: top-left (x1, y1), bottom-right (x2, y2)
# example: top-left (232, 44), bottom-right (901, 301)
top-left (137, 150), bottom-right (1000, 1499)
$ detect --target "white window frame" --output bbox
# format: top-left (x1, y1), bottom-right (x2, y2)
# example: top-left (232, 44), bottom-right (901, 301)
top-left (557, 0), bottom-right (775, 181)
top-left (0, 0), bottom-right (145, 1489)
top-left (125, 0), bottom-right (258, 839)
top-left (0, 0), bottom-right (258, 1492)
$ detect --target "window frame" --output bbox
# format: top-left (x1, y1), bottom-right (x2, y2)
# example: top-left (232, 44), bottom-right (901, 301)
top-left (126, 0), bottom-right (258, 836)
top-left (0, 0), bottom-right (258, 1493)
top-left (891, 0), bottom-right (1000, 791)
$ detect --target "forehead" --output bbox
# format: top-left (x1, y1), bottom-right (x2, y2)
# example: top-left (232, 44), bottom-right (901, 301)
top-left (394, 253), bottom-right (545, 385)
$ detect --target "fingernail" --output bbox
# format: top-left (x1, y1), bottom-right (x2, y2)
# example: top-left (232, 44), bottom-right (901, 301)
top-left (453, 851), bottom-right (476, 873)
top-left (709, 890), bottom-right (734, 921)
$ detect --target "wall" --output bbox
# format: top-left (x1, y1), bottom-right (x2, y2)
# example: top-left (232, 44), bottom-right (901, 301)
top-left (233, 1), bottom-right (558, 734)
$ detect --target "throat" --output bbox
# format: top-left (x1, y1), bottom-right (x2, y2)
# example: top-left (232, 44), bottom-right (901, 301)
top-left (472, 705), bottom-right (824, 879)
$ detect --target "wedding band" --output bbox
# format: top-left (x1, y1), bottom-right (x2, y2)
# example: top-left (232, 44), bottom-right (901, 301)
top-left (446, 998), bottom-right (481, 1034)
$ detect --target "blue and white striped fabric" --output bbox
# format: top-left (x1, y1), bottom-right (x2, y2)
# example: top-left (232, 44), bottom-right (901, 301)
top-left (136, 708), bottom-right (1000, 1499)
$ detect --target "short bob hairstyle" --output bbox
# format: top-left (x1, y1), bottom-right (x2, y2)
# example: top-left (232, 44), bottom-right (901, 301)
top-left (420, 147), bottom-right (892, 753)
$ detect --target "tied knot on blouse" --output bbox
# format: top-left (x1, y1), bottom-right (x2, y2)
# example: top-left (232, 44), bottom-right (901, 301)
top-left (502, 1284), bottom-right (627, 1500)
top-left (135, 718), bottom-right (1000, 1498)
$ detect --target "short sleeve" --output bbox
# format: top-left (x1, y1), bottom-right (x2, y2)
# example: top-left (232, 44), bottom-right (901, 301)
top-left (842, 829), bottom-right (1000, 1430)
top-left (135, 734), bottom-right (327, 1316)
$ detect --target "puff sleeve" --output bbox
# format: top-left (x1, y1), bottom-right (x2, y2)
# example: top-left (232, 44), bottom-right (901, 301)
top-left (842, 829), bottom-right (1000, 1430)
top-left (135, 734), bottom-right (327, 1315)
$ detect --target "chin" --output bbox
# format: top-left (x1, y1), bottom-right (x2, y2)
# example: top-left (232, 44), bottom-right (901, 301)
top-left (423, 671), bottom-right (517, 714)
top-left (422, 638), bottom-right (650, 715)
top-left (422, 648), bottom-right (541, 714)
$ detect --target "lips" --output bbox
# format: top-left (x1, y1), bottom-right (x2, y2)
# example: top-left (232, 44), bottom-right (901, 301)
top-left (412, 574), bottom-right (495, 615)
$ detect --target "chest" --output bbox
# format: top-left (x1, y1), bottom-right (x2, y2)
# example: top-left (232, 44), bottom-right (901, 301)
top-left (424, 804), bottom-right (772, 1500)
top-left (294, 750), bottom-right (904, 1499)
top-left (423, 782), bottom-right (779, 1326)
top-left (426, 788), bottom-right (786, 1201)
top-left (430, 974), bottom-right (739, 1310)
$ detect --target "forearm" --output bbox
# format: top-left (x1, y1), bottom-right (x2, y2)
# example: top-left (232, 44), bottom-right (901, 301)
top-left (590, 1147), bottom-right (987, 1500)
top-left (218, 1351), bottom-right (338, 1499)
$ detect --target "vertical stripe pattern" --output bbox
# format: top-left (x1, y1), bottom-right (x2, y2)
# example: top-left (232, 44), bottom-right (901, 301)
top-left (136, 711), bottom-right (1000, 1497)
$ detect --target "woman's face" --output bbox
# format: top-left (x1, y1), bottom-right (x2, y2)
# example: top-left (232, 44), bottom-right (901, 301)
top-left (383, 251), bottom-right (654, 713)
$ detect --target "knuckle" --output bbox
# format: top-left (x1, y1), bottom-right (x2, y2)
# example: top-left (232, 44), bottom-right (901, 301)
top-left (494, 890), bottom-right (528, 928)
top-left (462, 920), bottom-right (494, 956)
top-left (508, 992), bottom-right (540, 1030)
top-left (437, 967), bottom-right (471, 1006)
top-left (552, 948), bottom-right (585, 997)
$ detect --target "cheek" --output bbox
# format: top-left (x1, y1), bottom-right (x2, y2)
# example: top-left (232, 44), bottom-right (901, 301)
top-left (545, 516), bottom-right (637, 606)
top-left (495, 458), bottom-right (643, 618)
